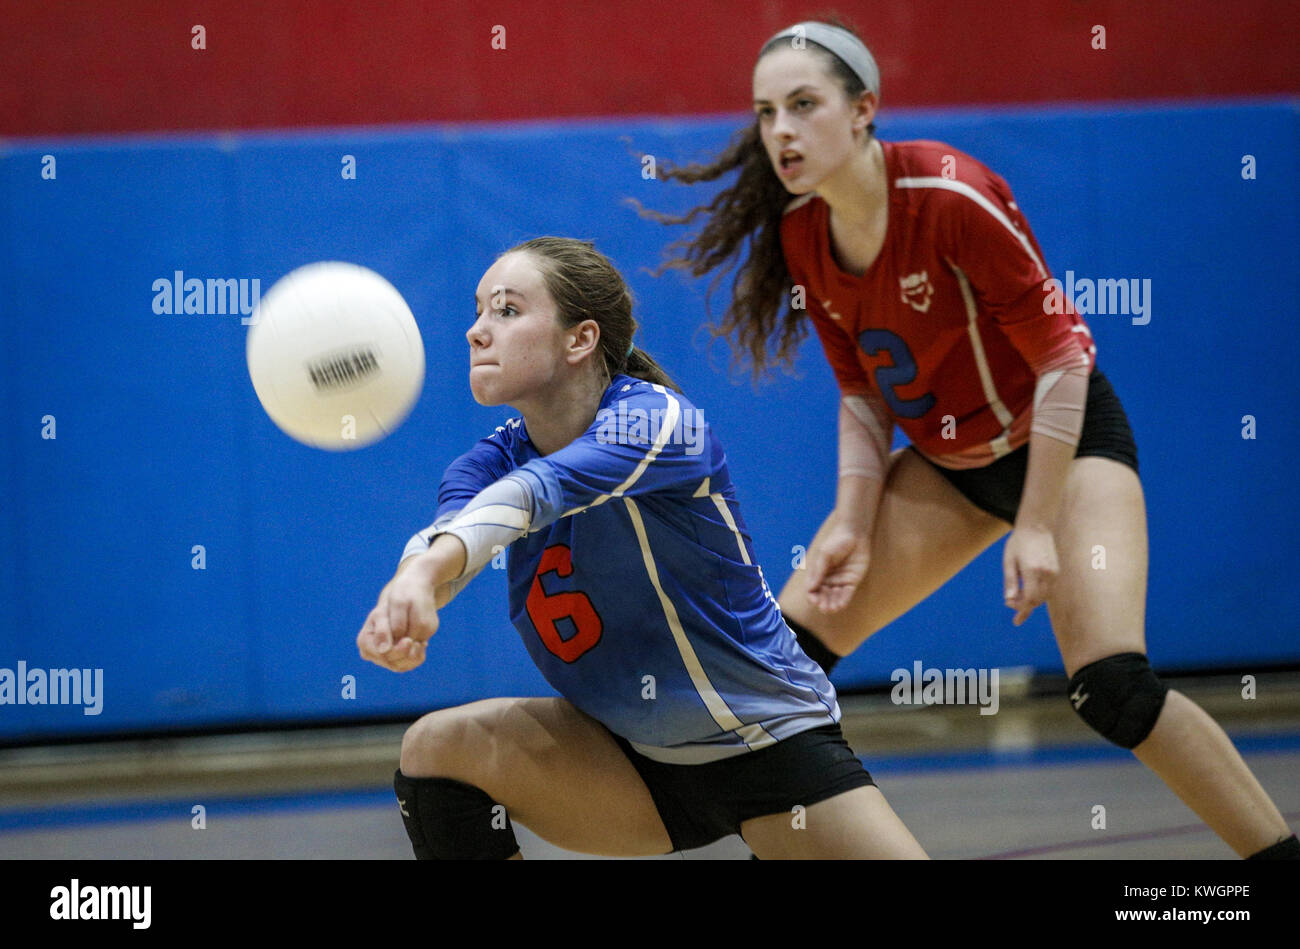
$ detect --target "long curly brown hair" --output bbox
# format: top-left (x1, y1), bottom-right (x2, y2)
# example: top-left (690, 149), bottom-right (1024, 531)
top-left (635, 17), bottom-right (873, 382)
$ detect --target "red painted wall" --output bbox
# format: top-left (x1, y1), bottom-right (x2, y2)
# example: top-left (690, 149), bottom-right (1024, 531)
top-left (3, 0), bottom-right (1297, 136)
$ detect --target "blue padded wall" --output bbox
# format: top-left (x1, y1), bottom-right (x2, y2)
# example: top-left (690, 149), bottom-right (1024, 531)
top-left (2, 100), bottom-right (1296, 740)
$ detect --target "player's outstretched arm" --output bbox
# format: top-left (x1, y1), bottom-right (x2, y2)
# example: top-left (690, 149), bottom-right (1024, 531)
top-left (362, 472), bottom-right (535, 673)
top-left (805, 395), bottom-right (892, 613)
top-left (357, 534), bottom-right (467, 673)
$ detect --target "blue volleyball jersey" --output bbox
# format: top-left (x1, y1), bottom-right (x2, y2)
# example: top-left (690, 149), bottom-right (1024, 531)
top-left (432, 374), bottom-right (839, 763)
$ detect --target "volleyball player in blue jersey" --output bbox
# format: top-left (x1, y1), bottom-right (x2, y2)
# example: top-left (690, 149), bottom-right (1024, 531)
top-left (356, 237), bottom-right (927, 859)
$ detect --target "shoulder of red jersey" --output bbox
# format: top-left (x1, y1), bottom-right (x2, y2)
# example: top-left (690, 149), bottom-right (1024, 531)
top-left (886, 139), bottom-right (1013, 202)
top-left (885, 140), bottom-right (1045, 277)
top-left (886, 139), bottom-right (989, 176)
top-left (781, 141), bottom-right (1015, 227)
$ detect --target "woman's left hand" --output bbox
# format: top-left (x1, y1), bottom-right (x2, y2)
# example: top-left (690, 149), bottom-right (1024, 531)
top-left (1002, 526), bottom-right (1059, 626)
top-left (357, 554), bottom-right (441, 672)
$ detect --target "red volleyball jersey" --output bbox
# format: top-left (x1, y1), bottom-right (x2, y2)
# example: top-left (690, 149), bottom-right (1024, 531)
top-left (782, 140), bottom-right (1095, 468)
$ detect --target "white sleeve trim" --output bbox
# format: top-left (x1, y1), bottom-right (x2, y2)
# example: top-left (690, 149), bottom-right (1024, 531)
top-left (1030, 364), bottom-right (1089, 446)
top-left (839, 394), bottom-right (892, 481)
top-left (437, 475), bottom-right (534, 579)
top-left (401, 475), bottom-right (535, 581)
top-left (895, 176), bottom-right (1047, 279)
top-left (400, 508), bottom-right (465, 563)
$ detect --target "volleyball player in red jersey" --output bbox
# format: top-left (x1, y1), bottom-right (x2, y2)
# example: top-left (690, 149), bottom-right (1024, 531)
top-left (646, 19), bottom-right (1296, 859)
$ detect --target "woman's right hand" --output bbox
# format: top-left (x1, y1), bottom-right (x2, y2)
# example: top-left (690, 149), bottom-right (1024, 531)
top-left (803, 514), bottom-right (871, 614)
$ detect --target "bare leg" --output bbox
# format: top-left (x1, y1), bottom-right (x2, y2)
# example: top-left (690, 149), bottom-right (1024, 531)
top-left (1047, 457), bottom-right (1292, 856)
top-left (400, 697), bottom-right (672, 857)
top-left (780, 448), bottom-right (1009, 655)
top-left (400, 696), bottom-right (933, 859)
top-left (740, 786), bottom-right (928, 859)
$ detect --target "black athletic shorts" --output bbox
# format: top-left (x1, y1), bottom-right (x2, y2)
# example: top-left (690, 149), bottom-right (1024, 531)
top-left (606, 722), bottom-right (874, 853)
top-left (912, 366), bottom-right (1139, 525)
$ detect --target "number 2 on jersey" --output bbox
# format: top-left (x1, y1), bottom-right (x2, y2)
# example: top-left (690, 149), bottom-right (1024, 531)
top-left (525, 544), bottom-right (603, 663)
top-left (856, 329), bottom-right (936, 419)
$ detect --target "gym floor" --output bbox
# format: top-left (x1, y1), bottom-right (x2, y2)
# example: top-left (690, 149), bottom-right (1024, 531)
top-left (2, 672), bottom-right (1297, 859)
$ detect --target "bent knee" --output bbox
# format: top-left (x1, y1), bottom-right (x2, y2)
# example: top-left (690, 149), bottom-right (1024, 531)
top-left (400, 698), bottom-right (516, 780)
top-left (1067, 652), bottom-right (1168, 749)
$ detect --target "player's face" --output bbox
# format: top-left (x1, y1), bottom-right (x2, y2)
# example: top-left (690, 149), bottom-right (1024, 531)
top-left (468, 252), bottom-right (574, 406)
top-left (752, 47), bottom-right (871, 194)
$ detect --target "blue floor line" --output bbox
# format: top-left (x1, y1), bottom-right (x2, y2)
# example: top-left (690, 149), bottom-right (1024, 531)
top-left (0, 787), bottom-right (397, 833)
top-left (863, 729), bottom-right (1300, 775)
top-left (1, 730), bottom-right (1297, 833)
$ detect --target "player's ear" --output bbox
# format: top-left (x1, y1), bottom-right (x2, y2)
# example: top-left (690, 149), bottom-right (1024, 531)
top-left (566, 319), bottom-right (601, 365)
top-left (852, 90), bottom-right (878, 134)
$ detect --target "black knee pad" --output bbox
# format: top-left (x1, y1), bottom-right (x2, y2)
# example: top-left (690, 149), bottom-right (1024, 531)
top-left (1247, 834), bottom-right (1300, 860)
top-left (393, 770), bottom-right (520, 860)
top-left (1067, 652), bottom-right (1169, 749)
top-left (785, 615), bottom-right (842, 676)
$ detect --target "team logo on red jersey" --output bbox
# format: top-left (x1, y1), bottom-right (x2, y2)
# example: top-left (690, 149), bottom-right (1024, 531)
top-left (899, 271), bottom-right (934, 312)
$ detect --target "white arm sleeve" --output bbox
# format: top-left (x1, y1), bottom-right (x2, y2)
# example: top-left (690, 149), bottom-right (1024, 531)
top-left (1030, 363), bottom-right (1090, 446)
top-left (401, 512), bottom-right (457, 563)
top-left (839, 394), bottom-right (893, 481)
top-left (401, 474), bottom-right (536, 583)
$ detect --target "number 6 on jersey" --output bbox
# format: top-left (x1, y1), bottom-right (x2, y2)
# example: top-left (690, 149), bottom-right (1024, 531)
top-left (525, 544), bottom-right (604, 663)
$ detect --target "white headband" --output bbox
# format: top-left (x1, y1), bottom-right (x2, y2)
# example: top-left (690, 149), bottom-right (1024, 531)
top-left (764, 21), bottom-right (880, 97)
